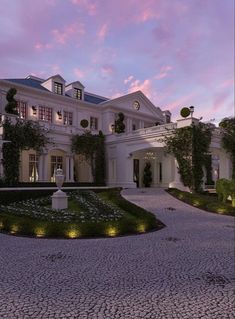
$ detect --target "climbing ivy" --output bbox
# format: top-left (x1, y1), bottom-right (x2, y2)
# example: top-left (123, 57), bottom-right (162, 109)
top-left (71, 131), bottom-right (106, 185)
top-left (2, 118), bottom-right (49, 185)
top-left (5, 88), bottom-right (18, 115)
top-left (165, 122), bottom-right (213, 192)
top-left (219, 117), bottom-right (235, 179)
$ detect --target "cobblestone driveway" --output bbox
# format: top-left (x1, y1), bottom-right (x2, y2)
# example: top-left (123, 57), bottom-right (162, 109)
top-left (0, 188), bottom-right (234, 319)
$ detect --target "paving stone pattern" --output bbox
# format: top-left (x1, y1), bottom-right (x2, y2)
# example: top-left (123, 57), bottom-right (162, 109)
top-left (0, 188), bottom-right (234, 319)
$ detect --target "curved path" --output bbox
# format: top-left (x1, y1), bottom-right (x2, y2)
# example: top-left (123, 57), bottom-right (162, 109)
top-left (0, 188), bottom-right (234, 319)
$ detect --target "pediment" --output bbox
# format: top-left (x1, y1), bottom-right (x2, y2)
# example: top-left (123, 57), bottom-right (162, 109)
top-left (102, 91), bottom-right (164, 120)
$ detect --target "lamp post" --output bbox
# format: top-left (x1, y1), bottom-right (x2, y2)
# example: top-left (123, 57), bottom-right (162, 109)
top-left (189, 106), bottom-right (194, 118)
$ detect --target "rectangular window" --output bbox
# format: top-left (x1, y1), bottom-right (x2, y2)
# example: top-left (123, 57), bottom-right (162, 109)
top-left (17, 101), bottom-right (27, 119)
top-left (50, 156), bottom-right (63, 182)
top-left (90, 117), bottom-right (98, 130)
top-left (39, 106), bottom-right (52, 122)
top-left (54, 82), bottom-right (63, 95)
top-left (29, 154), bottom-right (39, 182)
top-left (64, 111), bottom-right (73, 125)
top-left (73, 88), bottom-right (82, 100)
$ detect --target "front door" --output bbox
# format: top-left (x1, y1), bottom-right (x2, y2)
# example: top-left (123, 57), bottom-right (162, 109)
top-left (133, 159), bottom-right (140, 188)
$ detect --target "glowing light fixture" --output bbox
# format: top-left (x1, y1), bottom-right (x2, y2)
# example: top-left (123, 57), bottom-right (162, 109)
top-left (106, 226), bottom-right (118, 237)
top-left (34, 227), bottom-right (46, 238)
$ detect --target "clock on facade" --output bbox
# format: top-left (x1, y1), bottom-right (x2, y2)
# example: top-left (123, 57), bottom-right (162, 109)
top-left (133, 101), bottom-right (140, 110)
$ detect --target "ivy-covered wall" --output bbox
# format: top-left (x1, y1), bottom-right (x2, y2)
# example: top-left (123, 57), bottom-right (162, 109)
top-left (71, 131), bottom-right (106, 185)
top-left (165, 122), bottom-right (213, 192)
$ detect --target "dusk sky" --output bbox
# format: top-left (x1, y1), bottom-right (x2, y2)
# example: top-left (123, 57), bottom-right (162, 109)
top-left (0, 0), bottom-right (234, 122)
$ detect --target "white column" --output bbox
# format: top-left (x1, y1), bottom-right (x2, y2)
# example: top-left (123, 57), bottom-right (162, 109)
top-left (169, 158), bottom-right (190, 192)
top-left (38, 154), bottom-right (44, 182)
top-left (65, 156), bottom-right (70, 182)
top-left (219, 152), bottom-right (231, 179)
top-left (70, 156), bottom-right (74, 182)
top-left (43, 153), bottom-right (49, 182)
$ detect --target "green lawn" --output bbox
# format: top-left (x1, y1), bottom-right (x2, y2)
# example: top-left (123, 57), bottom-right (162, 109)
top-left (167, 188), bottom-right (235, 216)
top-left (0, 189), bottom-right (165, 238)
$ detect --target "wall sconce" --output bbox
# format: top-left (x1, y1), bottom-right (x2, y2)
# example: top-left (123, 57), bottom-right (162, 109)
top-left (57, 111), bottom-right (62, 120)
top-left (189, 106), bottom-right (194, 118)
top-left (32, 106), bottom-right (37, 115)
top-left (111, 124), bottom-right (115, 133)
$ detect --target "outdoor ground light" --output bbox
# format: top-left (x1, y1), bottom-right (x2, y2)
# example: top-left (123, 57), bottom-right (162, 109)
top-left (34, 227), bottom-right (46, 238)
top-left (67, 229), bottom-right (80, 239)
top-left (10, 224), bottom-right (19, 234)
top-left (137, 224), bottom-right (146, 233)
top-left (106, 226), bottom-right (118, 237)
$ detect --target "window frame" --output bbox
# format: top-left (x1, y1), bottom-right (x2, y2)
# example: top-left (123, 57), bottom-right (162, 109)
top-left (54, 82), bottom-right (63, 95)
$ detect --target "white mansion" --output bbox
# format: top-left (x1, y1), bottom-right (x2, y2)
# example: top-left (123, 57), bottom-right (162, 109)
top-left (0, 74), bottom-right (232, 189)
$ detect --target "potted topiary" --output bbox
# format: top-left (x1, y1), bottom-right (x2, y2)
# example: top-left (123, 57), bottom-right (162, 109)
top-left (143, 162), bottom-right (152, 187)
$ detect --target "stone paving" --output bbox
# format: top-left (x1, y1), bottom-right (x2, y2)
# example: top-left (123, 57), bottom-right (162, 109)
top-left (0, 188), bottom-right (234, 319)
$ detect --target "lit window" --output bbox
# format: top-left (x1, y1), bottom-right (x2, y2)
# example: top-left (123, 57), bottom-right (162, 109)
top-left (39, 106), bottom-right (52, 122)
top-left (64, 111), bottom-right (73, 125)
top-left (51, 156), bottom-right (63, 182)
top-left (90, 117), bottom-right (98, 130)
top-left (73, 88), bottom-right (82, 100)
top-left (16, 101), bottom-right (27, 119)
top-left (29, 154), bottom-right (39, 182)
top-left (54, 82), bottom-right (63, 95)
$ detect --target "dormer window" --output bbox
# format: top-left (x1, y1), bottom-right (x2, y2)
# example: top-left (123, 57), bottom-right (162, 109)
top-left (54, 82), bottom-right (63, 95)
top-left (74, 88), bottom-right (82, 100)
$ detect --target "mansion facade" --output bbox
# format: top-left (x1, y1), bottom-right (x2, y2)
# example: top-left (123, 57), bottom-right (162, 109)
top-left (0, 74), bottom-right (232, 189)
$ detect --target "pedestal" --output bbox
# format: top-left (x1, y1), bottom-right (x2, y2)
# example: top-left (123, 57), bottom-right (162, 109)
top-left (52, 190), bottom-right (68, 210)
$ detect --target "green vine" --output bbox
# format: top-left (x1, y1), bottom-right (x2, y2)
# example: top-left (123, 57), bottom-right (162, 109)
top-left (2, 118), bottom-right (49, 185)
top-left (219, 117), bottom-right (235, 179)
top-left (165, 122), bottom-right (213, 192)
top-left (115, 112), bottom-right (125, 133)
top-left (5, 88), bottom-right (18, 115)
top-left (71, 131), bottom-right (106, 185)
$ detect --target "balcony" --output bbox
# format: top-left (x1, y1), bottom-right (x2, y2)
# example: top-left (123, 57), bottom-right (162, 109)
top-left (106, 122), bottom-right (177, 142)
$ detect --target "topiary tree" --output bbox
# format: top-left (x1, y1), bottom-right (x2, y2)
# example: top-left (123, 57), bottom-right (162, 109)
top-left (219, 117), bottom-right (235, 179)
top-left (80, 119), bottom-right (89, 129)
top-left (115, 112), bottom-right (125, 133)
top-left (216, 178), bottom-right (230, 203)
top-left (180, 107), bottom-right (190, 118)
top-left (5, 88), bottom-right (18, 115)
top-left (143, 162), bottom-right (152, 187)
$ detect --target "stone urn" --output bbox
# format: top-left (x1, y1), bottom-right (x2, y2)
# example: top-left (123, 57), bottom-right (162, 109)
top-left (52, 168), bottom-right (68, 210)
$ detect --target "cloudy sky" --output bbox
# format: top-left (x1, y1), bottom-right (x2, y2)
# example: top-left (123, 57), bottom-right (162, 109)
top-left (0, 0), bottom-right (234, 122)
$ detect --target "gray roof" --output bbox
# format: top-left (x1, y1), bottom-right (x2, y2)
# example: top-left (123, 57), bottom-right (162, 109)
top-left (4, 78), bottom-right (108, 105)
top-left (4, 78), bottom-right (50, 92)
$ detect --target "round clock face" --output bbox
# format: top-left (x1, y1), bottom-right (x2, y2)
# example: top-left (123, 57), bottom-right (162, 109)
top-left (133, 101), bottom-right (140, 110)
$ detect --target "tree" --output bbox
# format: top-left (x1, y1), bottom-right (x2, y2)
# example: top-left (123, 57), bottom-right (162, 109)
top-left (5, 88), bottom-right (18, 115)
top-left (143, 162), bottom-right (152, 187)
top-left (165, 123), bottom-right (213, 192)
top-left (219, 117), bottom-right (235, 179)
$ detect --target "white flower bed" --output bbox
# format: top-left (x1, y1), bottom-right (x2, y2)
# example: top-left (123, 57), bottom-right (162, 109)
top-left (0, 191), bottom-right (124, 223)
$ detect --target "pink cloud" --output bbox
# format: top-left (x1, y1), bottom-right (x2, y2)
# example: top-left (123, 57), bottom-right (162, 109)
top-left (127, 78), bottom-right (153, 99)
top-left (34, 42), bottom-right (53, 50)
top-left (166, 93), bottom-right (197, 111)
top-left (124, 75), bottom-right (134, 84)
top-left (73, 68), bottom-right (86, 78)
top-left (219, 78), bottom-right (234, 89)
top-left (97, 24), bottom-right (108, 41)
top-left (212, 92), bottom-right (230, 112)
top-left (101, 64), bottom-right (114, 76)
top-left (155, 65), bottom-right (173, 80)
top-left (52, 23), bottom-right (85, 45)
top-left (70, 0), bottom-right (97, 15)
